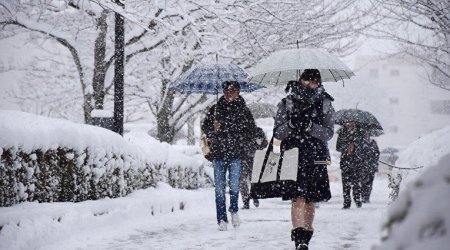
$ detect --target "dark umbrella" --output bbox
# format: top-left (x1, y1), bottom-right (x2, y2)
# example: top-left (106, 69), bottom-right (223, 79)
top-left (170, 63), bottom-right (264, 95)
top-left (335, 109), bottom-right (383, 131)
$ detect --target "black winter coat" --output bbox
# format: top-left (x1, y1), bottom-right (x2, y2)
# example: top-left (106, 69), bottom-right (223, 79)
top-left (201, 96), bottom-right (257, 160)
top-left (273, 90), bottom-right (335, 202)
top-left (336, 127), bottom-right (371, 172)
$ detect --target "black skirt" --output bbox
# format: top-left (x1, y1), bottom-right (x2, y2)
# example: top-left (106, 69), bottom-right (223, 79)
top-left (281, 140), bottom-right (332, 203)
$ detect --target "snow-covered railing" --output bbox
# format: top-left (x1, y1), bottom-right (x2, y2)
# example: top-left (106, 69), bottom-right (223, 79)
top-left (0, 111), bottom-right (212, 207)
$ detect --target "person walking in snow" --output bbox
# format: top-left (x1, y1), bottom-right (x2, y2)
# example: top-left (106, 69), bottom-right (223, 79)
top-left (336, 122), bottom-right (367, 209)
top-left (201, 80), bottom-right (258, 231)
top-left (273, 69), bottom-right (334, 250)
top-left (240, 126), bottom-right (268, 209)
top-left (360, 136), bottom-right (380, 203)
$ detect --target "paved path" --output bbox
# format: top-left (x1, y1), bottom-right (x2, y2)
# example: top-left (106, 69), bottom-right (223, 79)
top-left (47, 177), bottom-right (390, 250)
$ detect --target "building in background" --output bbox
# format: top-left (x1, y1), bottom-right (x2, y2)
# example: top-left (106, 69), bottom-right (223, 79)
top-left (353, 54), bottom-right (450, 148)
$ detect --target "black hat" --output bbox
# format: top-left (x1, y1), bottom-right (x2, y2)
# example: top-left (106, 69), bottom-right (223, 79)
top-left (300, 69), bottom-right (321, 83)
top-left (222, 81), bottom-right (241, 90)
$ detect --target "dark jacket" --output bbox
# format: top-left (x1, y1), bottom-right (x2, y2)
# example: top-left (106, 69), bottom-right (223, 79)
top-left (273, 88), bottom-right (334, 202)
top-left (244, 126), bottom-right (268, 159)
top-left (201, 96), bottom-right (257, 160)
top-left (274, 89), bottom-right (335, 160)
top-left (364, 139), bottom-right (380, 173)
top-left (336, 127), bottom-right (372, 171)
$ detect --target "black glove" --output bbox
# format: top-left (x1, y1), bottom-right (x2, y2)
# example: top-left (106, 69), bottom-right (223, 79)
top-left (288, 116), bottom-right (312, 132)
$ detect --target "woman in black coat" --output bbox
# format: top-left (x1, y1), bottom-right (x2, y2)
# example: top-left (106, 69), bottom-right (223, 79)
top-left (273, 69), bottom-right (334, 250)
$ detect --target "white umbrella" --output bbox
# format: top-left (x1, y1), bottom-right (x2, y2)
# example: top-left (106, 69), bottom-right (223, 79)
top-left (248, 48), bottom-right (355, 86)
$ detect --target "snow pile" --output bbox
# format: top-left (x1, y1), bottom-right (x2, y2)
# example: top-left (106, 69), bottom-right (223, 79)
top-left (125, 131), bottom-right (213, 188)
top-left (0, 110), bottom-right (134, 153)
top-left (396, 126), bottom-right (450, 170)
top-left (375, 127), bottom-right (450, 249)
top-left (0, 182), bottom-right (209, 250)
top-left (386, 126), bottom-right (450, 199)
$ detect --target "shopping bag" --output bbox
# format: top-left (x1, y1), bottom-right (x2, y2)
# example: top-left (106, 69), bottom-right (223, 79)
top-left (200, 135), bottom-right (212, 161)
top-left (250, 137), bottom-right (299, 199)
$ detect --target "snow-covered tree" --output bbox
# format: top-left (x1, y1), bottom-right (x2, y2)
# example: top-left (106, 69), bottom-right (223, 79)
top-left (368, 0), bottom-right (450, 91)
top-left (0, 0), bottom-right (373, 143)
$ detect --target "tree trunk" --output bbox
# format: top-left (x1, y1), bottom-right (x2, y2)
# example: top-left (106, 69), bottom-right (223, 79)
top-left (83, 93), bottom-right (94, 124)
top-left (92, 10), bottom-right (109, 110)
top-left (187, 116), bottom-right (195, 145)
top-left (156, 89), bottom-right (175, 143)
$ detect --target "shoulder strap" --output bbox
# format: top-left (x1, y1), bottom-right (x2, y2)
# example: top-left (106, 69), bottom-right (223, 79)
top-left (257, 137), bottom-right (274, 183)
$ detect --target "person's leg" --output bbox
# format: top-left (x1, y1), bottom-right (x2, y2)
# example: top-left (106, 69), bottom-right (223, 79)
top-left (366, 171), bottom-right (376, 202)
top-left (239, 159), bottom-right (251, 209)
top-left (247, 156), bottom-right (260, 207)
top-left (341, 170), bottom-right (352, 208)
top-left (228, 159), bottom-right (242, 213)
top-left (291, 197), bottom-right (315, 249)
top-left (213, 159), bottom-right (228, 224)
top-left (360, 168), bottom-right (370, 202)
top-left (352, 168), bottom-right (362, 207)
top-left (291, 197), bottom-right (315, 230)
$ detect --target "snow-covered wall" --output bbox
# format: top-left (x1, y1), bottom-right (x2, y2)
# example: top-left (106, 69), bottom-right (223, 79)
top-left (0, 111), bottom-right (212, 207)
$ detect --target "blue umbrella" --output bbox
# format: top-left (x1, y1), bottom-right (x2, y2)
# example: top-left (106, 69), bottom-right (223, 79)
top-left (170, 63), bottom-right (264, 94)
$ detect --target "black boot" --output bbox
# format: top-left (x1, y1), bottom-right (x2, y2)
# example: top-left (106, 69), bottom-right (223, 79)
top-left (291, 227), bottom-right (314, 250)
top-left (242, 200), bottom-right (250, 209)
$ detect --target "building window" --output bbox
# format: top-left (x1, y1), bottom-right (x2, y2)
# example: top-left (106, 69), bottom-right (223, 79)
top-left (389, 97), bottom-right (399, 104)
top-left (390, 69), bottom-right (400, 76)
top-left (430, 100), bottom-right (450, 115)
top-left (370, 68), bottom-right (379, 78)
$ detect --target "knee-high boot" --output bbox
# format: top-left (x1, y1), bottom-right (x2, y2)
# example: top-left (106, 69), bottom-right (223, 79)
top-left (291, 227), bottom-right (314, 250)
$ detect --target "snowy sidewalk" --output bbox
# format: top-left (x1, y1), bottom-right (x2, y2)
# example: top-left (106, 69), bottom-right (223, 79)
top-left (0, 177), bottom-right (390, 250)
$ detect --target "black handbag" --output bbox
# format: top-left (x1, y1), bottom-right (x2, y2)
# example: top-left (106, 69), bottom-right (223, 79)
top-left (250, 137), bottom-right (299, 199)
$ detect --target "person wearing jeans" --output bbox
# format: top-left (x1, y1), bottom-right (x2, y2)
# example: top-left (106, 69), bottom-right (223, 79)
top-left (201, 81), bottom-right (258, 231)
top-left (213, 159), bottom-right (241, 223)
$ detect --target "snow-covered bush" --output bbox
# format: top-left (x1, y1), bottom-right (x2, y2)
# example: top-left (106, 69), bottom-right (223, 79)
top-left (0, 146), bottom-right (156, 206)
top-left (376, 153), bottom-right (450, 249)
top-left (386, 126), bottom-right (450, 202)
top-left (374, 126), bottom-right (450, 249)
top-left (0, 111), bottom-right (212, 207)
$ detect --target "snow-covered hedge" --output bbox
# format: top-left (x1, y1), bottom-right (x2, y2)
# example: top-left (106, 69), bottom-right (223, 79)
top-left (386, 126), bottom-right (450, 201)
top-left (374, 126), bottom-right (450, 249)
top-left (0, 111), bottom-right (212, 207)
top-left (376, 153), bottom-right (450, 249)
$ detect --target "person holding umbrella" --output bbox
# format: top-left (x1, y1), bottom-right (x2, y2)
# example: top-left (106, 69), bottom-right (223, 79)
top-left (273, 69), bottom-right (335, 250)
top-left (336, 122), bottom-right (366, 209)
top-left (335, 109), bottom-right (383, 208)
top-left (201, 80), bottom-right (259, 231)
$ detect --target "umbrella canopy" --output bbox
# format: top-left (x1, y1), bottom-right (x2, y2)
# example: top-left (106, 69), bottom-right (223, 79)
top-left (248, 48), bottom-right (355, 86)
top-left (335, 109), bottom-right (383, 131)
top-left (247, 102), bottom-right (277, 119)
top-left (170, 63), bottom-right (264, 94)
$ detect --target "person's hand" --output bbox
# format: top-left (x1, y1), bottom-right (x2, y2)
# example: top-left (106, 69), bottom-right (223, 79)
top-left (213, 120), bottom-right (220, 133)
top-left (346, 143), bottom-right (354, 155)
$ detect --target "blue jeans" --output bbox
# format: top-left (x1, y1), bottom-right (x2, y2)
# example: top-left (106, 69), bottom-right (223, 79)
top-left (213, 159), bottom-right (242, 224)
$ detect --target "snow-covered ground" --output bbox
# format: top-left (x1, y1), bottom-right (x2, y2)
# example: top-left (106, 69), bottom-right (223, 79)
top-left (0, 177), bottom-right (390, 250)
